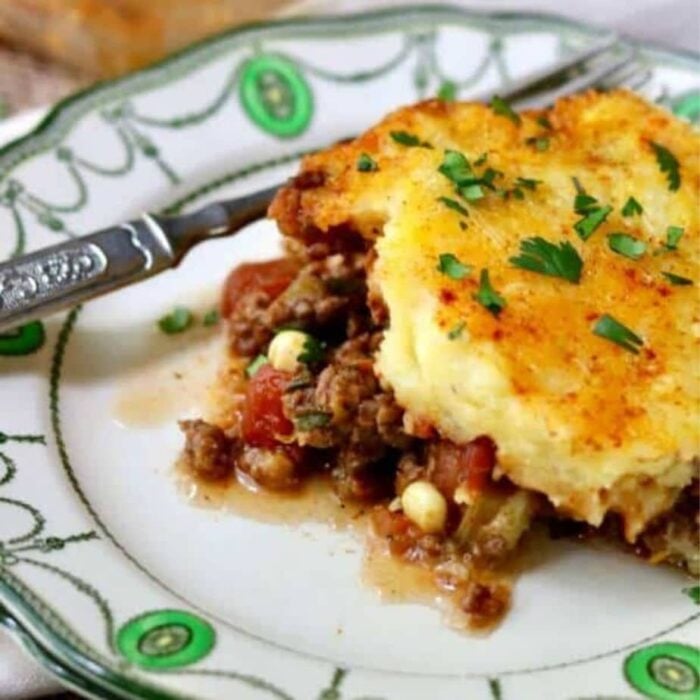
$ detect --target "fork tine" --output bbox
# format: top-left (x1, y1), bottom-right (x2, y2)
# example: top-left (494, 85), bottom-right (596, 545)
top-left (507, 46), bottom-right (639, 109)
top-left (481, 34), bottom-right (618, 105)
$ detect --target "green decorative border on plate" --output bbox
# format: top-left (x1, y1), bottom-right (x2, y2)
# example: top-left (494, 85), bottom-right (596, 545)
top-left (0, 5), bottom-right (698, 699)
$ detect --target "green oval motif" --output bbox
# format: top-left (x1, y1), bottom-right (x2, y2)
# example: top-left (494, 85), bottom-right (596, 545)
top-left (670, 90), bottom-right (700, 124)
top-left (0, 321), bottom-right (45, 356)
top-left (625, 642), bottom-right (700, 700)
top-left (117, 610), bottom-right (215, 669)
top-left (239, 55), bottom-right (313, 138)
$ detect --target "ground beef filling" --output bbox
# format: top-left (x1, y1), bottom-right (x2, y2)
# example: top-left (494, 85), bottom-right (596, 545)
top-left (180, 249), bottom-right (700, 594)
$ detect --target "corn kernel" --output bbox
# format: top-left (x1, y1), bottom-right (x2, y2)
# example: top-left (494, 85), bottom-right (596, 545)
top-left (268, 330), bottom-right (308, 373)
top-left (401, 480), bottom-right (447, 534)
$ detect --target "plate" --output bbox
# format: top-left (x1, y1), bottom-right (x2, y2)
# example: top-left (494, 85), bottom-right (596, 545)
top-left (0, 6), bottom-right (698, 699)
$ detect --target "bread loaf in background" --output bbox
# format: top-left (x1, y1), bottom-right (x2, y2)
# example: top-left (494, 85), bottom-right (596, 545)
top-left (0, 0), bottom-right (295, 78)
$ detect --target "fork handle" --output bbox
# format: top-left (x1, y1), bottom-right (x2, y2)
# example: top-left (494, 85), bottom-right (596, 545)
top-left (0, 216), bottom-right (175, 333)
top-left (0, 184), bottom-right (278, 333)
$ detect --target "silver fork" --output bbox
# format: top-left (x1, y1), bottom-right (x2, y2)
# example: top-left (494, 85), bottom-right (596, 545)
top-left (0, 38), bottom-right (652, 333)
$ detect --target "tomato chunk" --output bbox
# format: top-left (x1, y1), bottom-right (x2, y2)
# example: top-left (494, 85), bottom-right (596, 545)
top-left (463, 437), bottom-right (497, 492)
top-left (241, 365), bottom-right (294, 448)
top-left (221, 258), bottom-right (299, 318)
top-left (429, 437), bottom-right (496, 497)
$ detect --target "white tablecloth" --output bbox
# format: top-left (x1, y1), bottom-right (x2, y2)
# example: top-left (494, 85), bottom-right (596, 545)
top-left (1, 1), bottom-right (697, 697)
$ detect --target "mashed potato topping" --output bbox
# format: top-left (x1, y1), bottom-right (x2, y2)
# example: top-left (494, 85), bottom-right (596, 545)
top-left (270, 90), bottom-right (699, 539)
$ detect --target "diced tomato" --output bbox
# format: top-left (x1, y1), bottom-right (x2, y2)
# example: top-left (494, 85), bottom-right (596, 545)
top-left (221, 258), bottom-right (299, 318)
top-left (463, 437), bottom-right (497, 492)
top-left (429, 437), bottom-right (496, 497)
top-left (241, 364), bottom-right (294, 448)
top-left (372, 507), bottom-right (412, 539)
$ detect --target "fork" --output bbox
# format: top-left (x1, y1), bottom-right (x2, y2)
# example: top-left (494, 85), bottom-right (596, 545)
top-left (0, 38), bottom-right (652, 333)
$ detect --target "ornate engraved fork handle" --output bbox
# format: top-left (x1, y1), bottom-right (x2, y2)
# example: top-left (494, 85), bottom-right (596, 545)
top-left (0, 184), bottom-right (278, 333)
top-left (0, 217), bottom-right (173, 332)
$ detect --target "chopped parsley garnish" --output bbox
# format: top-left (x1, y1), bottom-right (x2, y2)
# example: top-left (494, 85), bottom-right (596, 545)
top-left (574, 206), bottom-right (613, 240)
top-left (245, 354), bottom-right (268, 378)
top-left (510, 237), bottom-right (583, 283)
top-left (515, 177), bottom-right (541, 191)
top-left (526, 136), bottom-right (550, 151)
top-left (437, 196), bottom-right (469, 217)
top-left (158, 306), bottom-right (193, 334)
top-left (390, 130), bottom-right (432, 148)
top-left (664, 225), bottom-right (684, 250)
top-left (662, 271), bottom-right (693, 286)
top-left (683, 585), bottom-right (700, 605)
top-left (536, 115), bottom-right (553, 130)
top-left (621, 196), bottom-right (643, 217)
top-left (650, 141), bottom-right (681, 191)
top-left (574, 193), bottom-right (598, 214)
top-left (297, 334), bottom-right (325, 365)
top-left (592, 314), bottom-right (643, 354)
top-left (474, 152), bottom-right (488, 167)
top-left (203, 309), bottom-right (219, 327)
top-left (473, 269), bottom-right (506, 316)
top-left (438, 149), bottom-right (484, 201)
top-left (438, 253), bottom-right (472, 280)
top-left (460, 183), bottom-right (485, 201)
top-left (447, 322), bottom-right (466, 340)
top-left (294, 411), bottom-right (332, 430)
top-left (607, 233), bottom-right (647, 260)
top-left (437, 80), bottom-right (457, 101)
top-left (439, 149), bottom-right (475, 184)
top-left (357, 153), bottom-right (378, 172)
top-left (572, 185), bottom-right (613, 241)
top-left (490, 95), bottom-right (521, 125)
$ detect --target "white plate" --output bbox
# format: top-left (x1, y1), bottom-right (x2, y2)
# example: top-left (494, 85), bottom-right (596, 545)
top-left (0, 6), bottom-right (698, 699)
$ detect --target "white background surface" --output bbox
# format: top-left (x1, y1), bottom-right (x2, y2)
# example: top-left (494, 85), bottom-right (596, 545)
top-left (0, 1), bottom-right (697, 697)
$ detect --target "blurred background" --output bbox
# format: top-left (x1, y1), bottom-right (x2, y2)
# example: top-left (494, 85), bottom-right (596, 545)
top-left (0, 2), bottom-right (696, 699)
top-left (0, 0), bottom-right (697, 122)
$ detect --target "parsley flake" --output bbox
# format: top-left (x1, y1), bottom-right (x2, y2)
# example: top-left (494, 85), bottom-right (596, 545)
top-left (664, 225), bottom-right (685, 250)
top-left (437, 196), bottom-right (469, 217)
top-left (536, 115), bottom-right (553, 130)
top-left (438, 150), bottom-right (485, 201)
top-left (357, 153), bottom-right (378, 172)
top-left (459, 183), bottom-right (485, 201)
top-left (592, 314), bottom-right (643, 354)
top-left (158, 306), bottom-right (193, 334)
top-left (447, 322), bottom-right (466, 340)
top-left (607, 233), bottom-right (647, 260)
top-left (296, 334), bottom-right (325, 365)
top-left (390, 130), bottom-right (432, 148)
top-left (474, 152), bottom-right (488, 167)
top-left (683, 586), bottom-right (700, 605)
top-left (510, 237), bottom-right (583, 283)
top-left (621, 196), bottom-right (643, 217)
top-left (437, 81), bottom-right (457, 101)
top-left (650, 141), bottom-right (681, 191)
top-left (294, 411), bottom-right (332, 430)
top-left (439, 150), bottom-right (474, 184)
top-left (575, 205), bottom-right (613, 241)
top-left (245, 354), bottom-right (268, 378)
top-left (526, 136), bottom-right (550, 151)
top-left (662, 271), bottom-right (693, 286)
top-left (438, 253), bottom-right (472, 280)
top-left (574, 193), bottom-right (599, 214)
top-left (491, 95), bottom-right (521, 125)
top-left (515, 177), bottom-right (541, 191)
top-left (473, 269), bottom-right (506, 316)
top-left (203, 309), bottom-right (220, 327)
